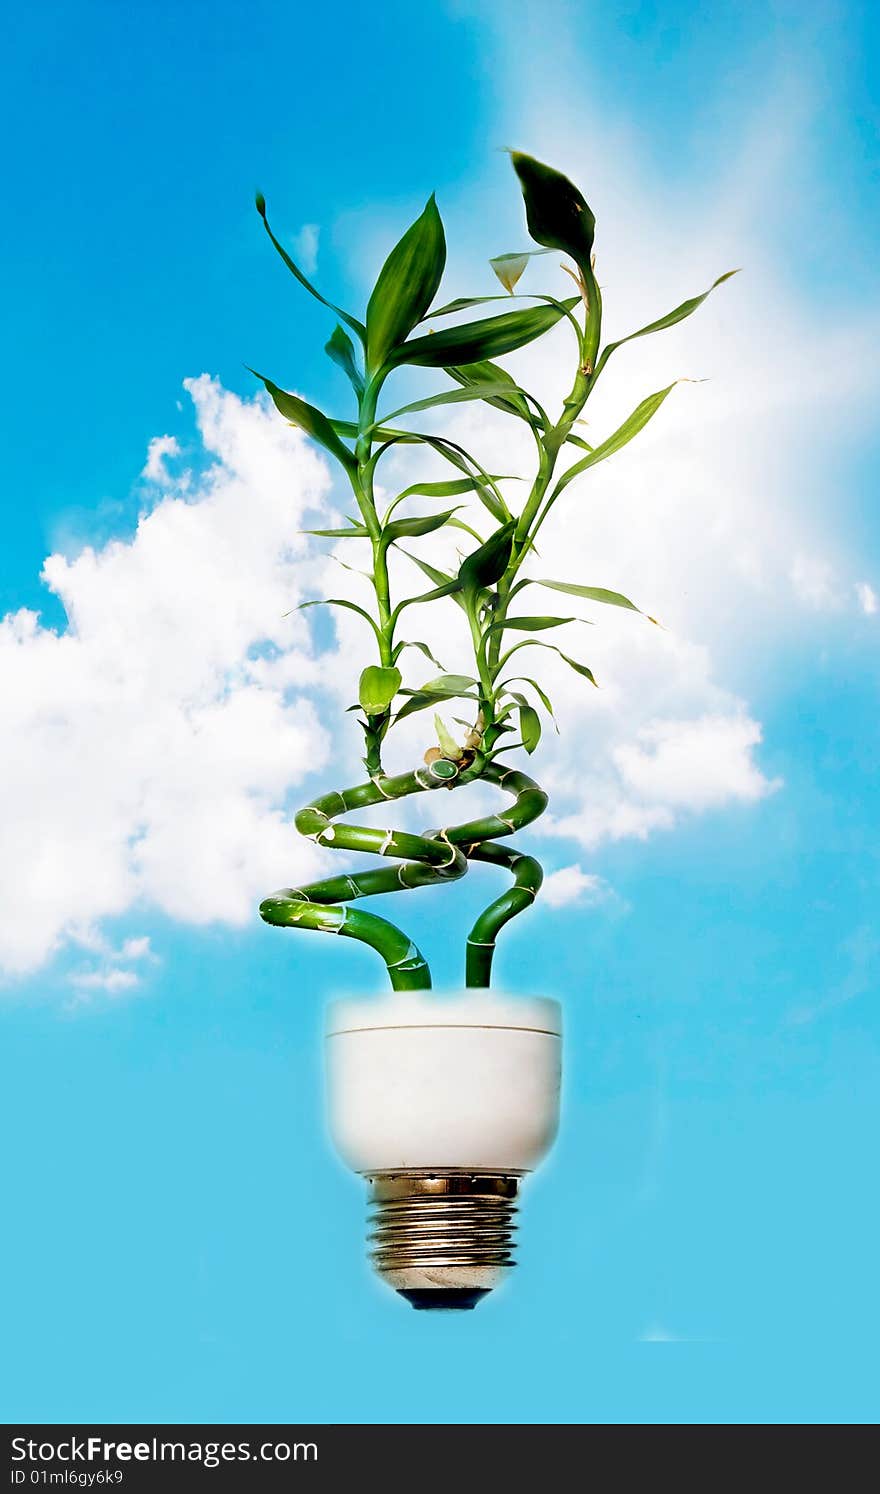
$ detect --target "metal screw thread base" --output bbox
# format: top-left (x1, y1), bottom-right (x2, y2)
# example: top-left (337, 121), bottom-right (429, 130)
top-left (366, 1172), bottom-right (520, 1310)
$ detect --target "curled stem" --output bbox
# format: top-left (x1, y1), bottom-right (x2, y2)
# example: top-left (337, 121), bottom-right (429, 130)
top-left (260, 761), bottom-right (547, 991)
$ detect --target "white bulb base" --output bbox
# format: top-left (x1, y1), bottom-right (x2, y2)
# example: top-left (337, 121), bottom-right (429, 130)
top-left (325, 990), bottom-right (562, 1310)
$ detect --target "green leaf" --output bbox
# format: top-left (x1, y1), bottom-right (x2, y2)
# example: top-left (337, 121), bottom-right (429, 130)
top-left (399, 550), bottom-right (462, 588)
top-left (500, 676), bottom-right (556, 720)
top-left (529, 579), bottom-right (657, 622)
top-left (302, 524), bottom-right (369, 538)
top-left (511, 153), bottom-right (595, 277)
top-left (402, 442), bottom-right (510, 522)
top-left (325, 324), bottom-right (365, 395)
top-left (446, 515), bottom-right (485, 543)
top-left (552, 384), bottom-right (677, 499)
top-left (489, 614), bottom-right (579, 634)
top-left (359, 665), bottom-right (402, 715)
top-left (392, 639), bottom-right (446, 670)
top-left (553, 649), bottom-right (598, 687)
top-left (518, 702), bottom-right (542, 753)
top-left (395, 580), bottom-right (465, 614)
top-left (385, 474), bottom-right (513, 522)
top-left (395, 685), bottom-right (478, 723)
top-left (298, 597), bottom-right (381, 642)
top-left (489, 249), bottom-right (549, 293)
top-left (330, 417), bottom-right (415, 444)
top-left (444, 360), bottom-right (536, 423)
top-left (371, 381), bottom-right (518, 429)
top-left (419, 673), bottom-right (477, 693)
top-left (397, 551), bottom-right (467, 613)
top-left (382, 507), bottom-right (461, 544)
top-left (249, 370), bottom-right (357, 473)
top-left (389, 297), bottom-right (579, 369)
top-left (423, 291), bottom-right (569, 320)
top-left (459, 521), bottom-right (516, 597)
top-left (434, 713), bottom-right (464, 760)
top-left (342, 422), bottom-right (511, 524)
top-left (393, 475), bottom-right (494, 502)
top-left (427, 295), bottom-right (506, 317)
top-left (501, 638), bottom-right (599, 686)
top-left (366, 195), bottom-right (446, 373)
top-left (595, 271), bottom-right (739, 377)
top-left (255, 193), bottom-right (365, 344)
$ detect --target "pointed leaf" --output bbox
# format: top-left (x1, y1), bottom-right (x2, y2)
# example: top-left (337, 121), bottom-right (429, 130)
top-left (444, 359), bottom-right (536, 423)
top-left (552, 384), bottom-right (677, 498)
top-left (386, 474), bottom-right (513, 522)
top-left (393, 639), bottom-right (446, 670)
top-left (489, 249), bottom-right (549, 293)
top-left (298, 597), bottom-right (381, 642)
top-left (554, 649), bottom-right (598, 686)
top-left (501, 676), bottom-right (556, 719)
top-left (366, 195), bottom-right (446, 372)
top-left (325, 324), bottom-right (365, 395)
top-left (489, 614), bottom-right (579, 634)
top-left (446, 515), bottom-right (485, 543)
top-left (395, 686), bottom-right (478, 723)
top-left (395, 580), bottom-right (465, 613)
top-left (459, 521), bottom-right (516, 597)
top-left (419, 674), bottom-right (476, 693)
top-left (372, 381), bottom-right (517, 429)
top-left (434, 713), bottom-right (464, 760)
top-left (511, 153), bottom-right (595, 276)
top-left (344, 423), bottom-right (512, 523)
top-left (399, 551), bottom-right (461, 589)
top-left (397, 551), bottom-right (467, 613)
top-left (427, 295), bottom-right (506, 317)
top-left (383, 507), bottom-right (461, 544)
top-left (530, 579), bottom-right (656, 621)
top-left (359, 665), bottom-right (402, 715)
top-left (255, 193), bottom-right (365, 343)
top-left (389, 298), bottom-right (579, 369)
top-left (501, 638), bottom-right (599, 686)
top-left (596, 271), bottom-right (739, 377)
top-left (249, 370), bottom-right (357, 473)
top-left (393, 476), bottom-right (496, 502)
top-left (518, 702), bottom-right (542, 753)
top-left (423, 290), bottom-right (573, 320)
top-left (302, 524), bottom-right (369, 538)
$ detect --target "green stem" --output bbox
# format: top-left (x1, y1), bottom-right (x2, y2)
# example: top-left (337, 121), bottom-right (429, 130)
top-left (259, 761), bottom-right (547, 992)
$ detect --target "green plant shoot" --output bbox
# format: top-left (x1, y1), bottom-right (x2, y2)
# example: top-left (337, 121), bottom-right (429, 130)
top-left (255, 152), bottom-right (736, 990)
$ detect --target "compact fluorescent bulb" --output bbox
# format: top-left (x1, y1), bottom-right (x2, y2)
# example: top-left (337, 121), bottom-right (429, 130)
top-left (325, 989), bottom-right (562, 1311)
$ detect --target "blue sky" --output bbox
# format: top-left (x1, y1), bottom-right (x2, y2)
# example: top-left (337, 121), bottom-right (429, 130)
top-left (1, 0), bottom-right (878, 1424)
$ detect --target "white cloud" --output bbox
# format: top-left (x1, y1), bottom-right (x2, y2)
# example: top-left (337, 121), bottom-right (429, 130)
top-left (64, 928), bottom-right (156, 1000)
top-left (541, 864), bottom-right (614, 908)
top-left (142, 434), bottom-right (181, 483)
top-left (69, 969), bottom-right (140, 994)
top-left (856, 581), bottom-right (878, 616)
top-left (0, 377), bottom-right (334, 978)
top-left (120, 936), bottom-right (153, 961)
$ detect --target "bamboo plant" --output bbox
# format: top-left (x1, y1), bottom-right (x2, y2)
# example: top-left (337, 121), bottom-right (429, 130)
top-left (254, 154), bottom-right (734, 991)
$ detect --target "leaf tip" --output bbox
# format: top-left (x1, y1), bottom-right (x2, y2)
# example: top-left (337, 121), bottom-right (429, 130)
top-left (255, 190), bottom-right (267, 218)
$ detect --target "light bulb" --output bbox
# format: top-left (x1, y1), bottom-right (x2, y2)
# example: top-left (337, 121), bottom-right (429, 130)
top-left (325, 990), bottom-right (562, 1311)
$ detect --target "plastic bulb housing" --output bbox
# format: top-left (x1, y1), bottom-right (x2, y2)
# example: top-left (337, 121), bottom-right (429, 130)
top-left (325, 990), bottom-right (562, 1311)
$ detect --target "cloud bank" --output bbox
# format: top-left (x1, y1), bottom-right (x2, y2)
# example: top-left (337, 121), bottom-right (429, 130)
top-left (0, 378), bottom-right (332, 977)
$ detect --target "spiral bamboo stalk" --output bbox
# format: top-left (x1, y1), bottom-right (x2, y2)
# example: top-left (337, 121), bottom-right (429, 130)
top-left (259, 761), bottom-right (547, 990)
